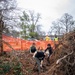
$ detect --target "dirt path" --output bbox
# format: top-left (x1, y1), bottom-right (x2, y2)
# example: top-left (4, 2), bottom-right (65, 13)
top-left (15, 51), bottom-right (57, 75)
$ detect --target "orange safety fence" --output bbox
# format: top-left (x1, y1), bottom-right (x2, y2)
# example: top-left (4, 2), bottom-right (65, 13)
top-left (2, 35), bottom-right (58, 51)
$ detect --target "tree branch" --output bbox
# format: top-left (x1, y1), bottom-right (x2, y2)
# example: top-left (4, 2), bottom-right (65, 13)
top-left (56, 50), bottom-right (73, 64)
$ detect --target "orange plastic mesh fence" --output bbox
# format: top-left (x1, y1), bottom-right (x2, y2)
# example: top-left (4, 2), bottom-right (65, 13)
top-left (2, 35), bottom-right (57, 51)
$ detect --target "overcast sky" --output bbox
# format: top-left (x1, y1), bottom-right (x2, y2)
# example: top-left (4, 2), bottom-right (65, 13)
top-left (17, 0), bottom-right (75, 33)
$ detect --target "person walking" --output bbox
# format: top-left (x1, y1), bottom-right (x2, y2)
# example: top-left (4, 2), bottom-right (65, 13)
top-left (44, 44), bottom-right (53, 64)
top-left (30, 42), bottom-right (37, 54)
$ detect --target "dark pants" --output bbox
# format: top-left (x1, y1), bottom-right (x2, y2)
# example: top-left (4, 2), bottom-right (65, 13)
top-left (47, 57), bottom-right (50, 64)
top-left (34, 57), bottom-right (41, 73)
top-left (47, 53), bottom-right (50, 64)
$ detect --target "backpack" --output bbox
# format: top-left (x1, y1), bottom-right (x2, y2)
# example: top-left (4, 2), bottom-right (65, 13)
top-left (30, 46), bottom-right (36, 53)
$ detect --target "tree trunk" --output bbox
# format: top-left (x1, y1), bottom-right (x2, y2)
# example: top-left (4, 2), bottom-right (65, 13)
top-left (0, 32), bottom-right (3, 53)
top-left (0, 13), bottom-right (4, 54)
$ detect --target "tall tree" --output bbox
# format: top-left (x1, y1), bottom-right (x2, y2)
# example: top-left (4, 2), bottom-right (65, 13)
top-left (28, 11), bottom-right (41, 38)
top-left (52, 20), bottom-right (64, 35)
top-left (20, 11), bottom-right (30, 39)
top-left (20, 10), bottom-right (41, 39)
top-left (60, 13), bottom-right (75, 33)
top-left (50, 13), bottom-right (75, 35)
top-left (0, 0), bottom-right (17, 53)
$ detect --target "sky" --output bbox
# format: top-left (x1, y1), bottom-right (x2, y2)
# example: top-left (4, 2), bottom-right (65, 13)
top-left (17, 0), bottom-right (75, 33)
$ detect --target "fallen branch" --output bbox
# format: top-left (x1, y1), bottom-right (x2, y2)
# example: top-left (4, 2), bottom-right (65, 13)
top-left (0, 39), bottom-right (15, 51)
top-left (0, 39), bottom-right (20, 61)
top-left (56, 50), bottom-right (73, 65)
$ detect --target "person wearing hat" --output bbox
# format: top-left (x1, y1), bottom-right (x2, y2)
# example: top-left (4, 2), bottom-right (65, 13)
top-left (44, 44), bottom-right (53, 64)
top-left (45, 35), bottom-right (50, 41)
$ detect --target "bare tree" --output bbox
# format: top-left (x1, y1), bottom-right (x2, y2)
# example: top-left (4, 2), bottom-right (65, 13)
top-left (60, 13), bottom-right (75, 33)
top-left (0, 0), bottom-right (17, 53)
top-left (20, 10), bottom-right (41, 39)
top-left (52, 20), bottom-right (64, 35)
top-left (28, 11), bottom-right (41, 33)
top-left (50, 13), bottom-right (75, 35)
top-left (28, 11), bottom-right (41, 39)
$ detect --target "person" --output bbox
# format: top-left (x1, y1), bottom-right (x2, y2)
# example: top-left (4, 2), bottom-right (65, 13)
top-left (29, 43), bottom-right (45, 74)
top-left (44, 44), bottom-right (53, 64)
top-left (54, 35), bottom-right (58, 48)
top-left (33, 50), bottom-right (45, 74)
top-left (54, 35), bottom-right (58, 41)
top-left (45, 35), bottom-right (50, 41)
top-left (30, 42), bottom-right (37, 54)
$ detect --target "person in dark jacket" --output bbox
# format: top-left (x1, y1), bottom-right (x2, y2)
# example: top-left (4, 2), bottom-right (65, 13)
top-left (30, 43), bottom-right (45, 74)
top-left (44, 44), bottom-right (53, 64)
top-left (33, 50), bottom-right (45, 74)
top-left (30, 42), bottom-right (37, 53)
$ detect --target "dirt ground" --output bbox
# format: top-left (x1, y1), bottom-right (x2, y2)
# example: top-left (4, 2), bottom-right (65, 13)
top-left (0, 31), bottom-right (75, 75)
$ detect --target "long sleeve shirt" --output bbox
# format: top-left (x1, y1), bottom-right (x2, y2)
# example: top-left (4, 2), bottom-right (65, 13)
top-left (45, 46), bottom-right (53, 55)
